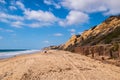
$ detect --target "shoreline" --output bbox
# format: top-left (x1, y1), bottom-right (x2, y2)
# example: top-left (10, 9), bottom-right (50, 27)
top-left (0, 50), bottom-right (42, 60)
top-left (0, 51), bottom-right (42, 63)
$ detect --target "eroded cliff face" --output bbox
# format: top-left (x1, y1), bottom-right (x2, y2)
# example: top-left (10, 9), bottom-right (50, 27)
top-left (62, 15), bottom-right (120, 50)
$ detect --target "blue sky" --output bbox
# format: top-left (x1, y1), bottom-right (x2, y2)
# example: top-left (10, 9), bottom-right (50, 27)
top-left (0, 0), bottom-right (120, 49)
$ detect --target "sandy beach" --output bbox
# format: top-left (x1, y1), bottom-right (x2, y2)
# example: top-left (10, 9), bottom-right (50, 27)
top-left (0, 50), bottom-right (120, 80)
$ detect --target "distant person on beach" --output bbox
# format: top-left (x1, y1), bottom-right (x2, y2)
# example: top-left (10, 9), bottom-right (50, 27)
top-left (44, 50), bottom-right (47, 53)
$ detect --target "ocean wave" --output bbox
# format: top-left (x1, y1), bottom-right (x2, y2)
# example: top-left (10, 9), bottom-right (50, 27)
top-left (0, 50), bottom-right (41, 59)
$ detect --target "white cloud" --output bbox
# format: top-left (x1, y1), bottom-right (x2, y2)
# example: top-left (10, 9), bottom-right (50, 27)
top-left (61, 0), bottom-right (120, 15)
top-left (104, 0), bottom-right (120, 15)
top-left (24, 10), bottom-right (58, 22)
top-left (16, 1), bottom-right (26, 11)
top-left (23, 9), bottom-right (59, 27)
top-left (53, 33), bottom-right (63, 37)
top-left (28, 23), bottom-right (41, 28)
top-left (59, 10), bottom-right (89, 26)
top-left (0, 12), bottom-right (24, 28)
top-left (44, 0), bottom-right (52, 5)
top-left (68, 29), bottom-right (76, 35)
top-left (0, 12), bottom-right (24, 21)
top-left (0, 9), bottom-right (58, 28)
top-left (0, 18), bottom-right (10, 23)
top-left (68, 29), bottom-right (76, 33)
top-left (70, 33), bottom-right (75, 35)
top-left (61, 0), bottom-right (107, 13)
top-left (11, 21), bottom-right (24, 28)
top-left (54, 3), bottom-right (61, 9)
top-left (27, 22), bottom-right (52, 28)
top-left (43, 40), bottom-right (50, 43)
top-left (0, 36), bottom-right (3, 40)
top-left (0, 28), bottom-right (14, 33)
top-left (44, 0), bottom-right (61, 9)
top-left (78, 32), bottom-right (82, 34)
top-left (9, 6), bottom-right (17, 10)
top-left (0, 0), bottom-right (6, 4)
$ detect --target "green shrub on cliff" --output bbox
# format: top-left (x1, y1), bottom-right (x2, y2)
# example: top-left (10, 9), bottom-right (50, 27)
top-left (104, 26), bottom-right (120, 44)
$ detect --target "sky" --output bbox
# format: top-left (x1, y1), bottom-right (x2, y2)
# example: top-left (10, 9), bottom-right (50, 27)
top-left (0, 0), bottom-right (120, 49)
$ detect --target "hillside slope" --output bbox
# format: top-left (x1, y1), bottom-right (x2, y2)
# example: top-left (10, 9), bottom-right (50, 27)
top-left (62, 15), bottom-right (120, 50)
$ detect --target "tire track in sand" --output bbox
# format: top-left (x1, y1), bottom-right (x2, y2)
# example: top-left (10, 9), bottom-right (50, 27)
top-left (58, 52), bottom-right (87, 80)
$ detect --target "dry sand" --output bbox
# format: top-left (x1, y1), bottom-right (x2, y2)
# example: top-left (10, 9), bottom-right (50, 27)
top-left (0, 50), bottom-right (120, 80)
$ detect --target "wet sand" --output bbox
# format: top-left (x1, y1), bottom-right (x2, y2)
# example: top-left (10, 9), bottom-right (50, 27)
top-left (0, 50), bottom-right (120, 80)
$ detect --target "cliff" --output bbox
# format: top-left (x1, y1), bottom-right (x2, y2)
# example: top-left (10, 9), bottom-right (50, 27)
top-left (62, 15), bottom-right (120, 50)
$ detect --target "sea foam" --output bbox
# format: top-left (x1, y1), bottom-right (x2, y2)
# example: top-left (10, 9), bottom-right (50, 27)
top-left (0, 50), bottom-right (41, 59)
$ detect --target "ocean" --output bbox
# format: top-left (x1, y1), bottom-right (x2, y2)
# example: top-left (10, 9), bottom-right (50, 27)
top-left (0, 49), bottom-right (41, 59)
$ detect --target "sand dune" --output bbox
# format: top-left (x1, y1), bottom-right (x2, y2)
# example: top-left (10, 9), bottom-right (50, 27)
top-left (0, 50), bottom-right (120, 80)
